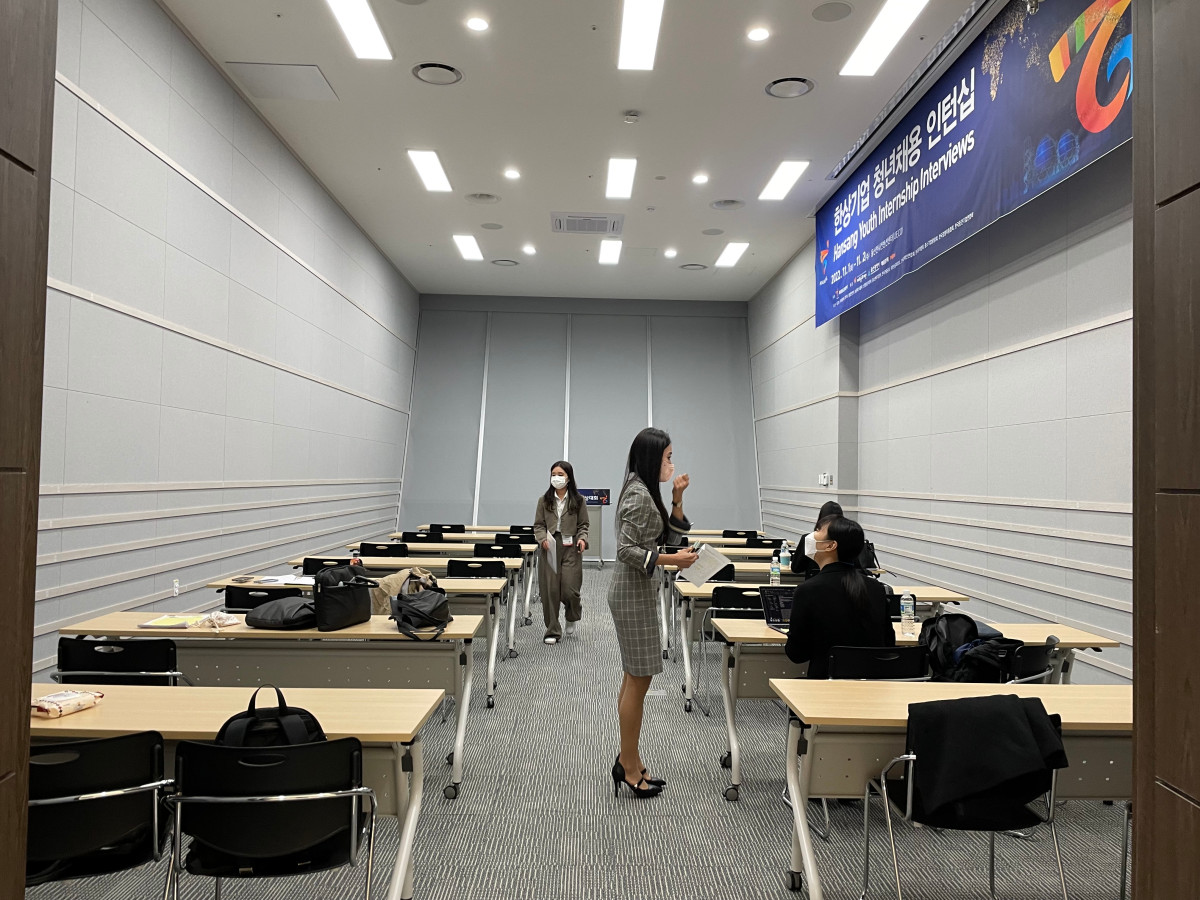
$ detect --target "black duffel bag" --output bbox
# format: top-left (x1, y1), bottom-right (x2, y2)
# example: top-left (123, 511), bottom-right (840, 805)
top-left (215, 684), bottom-right (326, 747)
top-left (313, 564), bottom-right (377, 632)
top-left (389, 586), bottom-right (453, 641)
top-left (245, 595), bottom-right (317, 630)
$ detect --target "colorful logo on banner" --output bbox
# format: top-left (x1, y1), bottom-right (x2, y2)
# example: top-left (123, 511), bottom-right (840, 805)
top-left (1048, 0), bottom-right (1133, 133)
top-left (819, 241), bottom-right (830, 275)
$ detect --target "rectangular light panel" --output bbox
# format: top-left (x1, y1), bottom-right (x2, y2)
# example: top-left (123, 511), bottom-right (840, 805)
top-left (759, 160), bottom-right (810, 201)
top-left (618, 0), bottom-right (666, 70)
top-left (840, 0), bottom-right (929, 76)
top-left (606, 158), bottom-right (637, 199)
top-left (325, 0), bottom-right (392, 60)
top-left (599, 240), bottom-right (623, 265)
top-left (407, 150), bottom-right (452, 192)
top-left (453, 234), bottom-right (484, 261)
top-left (714, 242), bottom-right (749, 267)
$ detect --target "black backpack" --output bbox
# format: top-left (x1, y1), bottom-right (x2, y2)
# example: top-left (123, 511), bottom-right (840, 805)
top-left (313, 564), bottom-right (376, 632)
top-left (943, 637), bottom-right (1026, 683)
top-left (245, 595), bottom-right (317, 630)
top-left (389, 587), bottom-right (452, 641)
top-left (919, 612), bottom-right (979, 676)
top-left (214, 685), bottom-right (326, 747)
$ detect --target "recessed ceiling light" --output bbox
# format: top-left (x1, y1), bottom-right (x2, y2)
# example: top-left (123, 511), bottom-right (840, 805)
top-left (715, 242), bottom-right (749, 267)
top-left (522, 243), bottom-right (536, 255)
top-left (841, 0), bottom-right (930, 77)
top-left (759, 160), bottom-right (810, 200)
top-left (692, 173), bottom-right (709, 185)
top-left (618, 0), bottom-right (665, 70)
top-left (606, 158), bottom-right (637, 199)
top-left (504, 168), bottom-right (520, 179)
top-left (412, 63), bottom-right (463, 85)
top-left (453, 234), bottom-right (484, 261)
top-left (747, 27), bottom-right (770, 42)
top-left (663, 248), bottom-right (678, 259)
top-left (599, 239), bottom-right (623, 265)
top-left (766, 77), bottom-right (815, 98)
top-left (407, 150), bottom-right (452, 192)
top-left (466, 17), bottom-right (489, 31)
top-left (324, 0), bottom-right (392, 60)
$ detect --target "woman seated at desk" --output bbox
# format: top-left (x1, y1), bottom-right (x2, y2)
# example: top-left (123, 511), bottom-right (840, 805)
top-left (790, 501), bottom-right (878, 579)
top-left (784, 515), bottom-right (895, 679)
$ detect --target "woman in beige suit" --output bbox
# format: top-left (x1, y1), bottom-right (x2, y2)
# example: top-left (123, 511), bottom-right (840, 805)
top-left (533, 460), bottom-right (590, 645)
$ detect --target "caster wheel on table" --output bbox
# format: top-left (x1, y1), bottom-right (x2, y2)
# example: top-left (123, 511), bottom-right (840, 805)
top-left (786, 871), bottom-right (804, 892)
top-left (684, 699), bottom-right (692, 713)
top-left (523, 616), bottom-right (532, 626)
top-left (720, 751), bottom-right (732, 769)
top-left (486, 696), bottom-right (495, 709)
top-left (508, 649), bottom-right (518, 659)
top-left (724, 785), bottom-right (740, 802)
top-left (663, 649), bottom-right (669, 660)
top-left (443, 784), bottom-right (459, 800)
top-left (446, 751), bottom-right (454, 765)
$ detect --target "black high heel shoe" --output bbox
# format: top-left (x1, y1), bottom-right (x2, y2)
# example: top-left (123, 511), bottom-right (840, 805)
top-left (642, 768), bottom-right (666, 787)
top-left (612, 756), bottom-right (662, 798)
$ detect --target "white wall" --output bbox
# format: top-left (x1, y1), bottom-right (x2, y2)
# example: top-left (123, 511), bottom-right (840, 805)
top-left (749, 145), bottom-right (1133, 684)
top-left (36, 0), bottom-right (419, 672)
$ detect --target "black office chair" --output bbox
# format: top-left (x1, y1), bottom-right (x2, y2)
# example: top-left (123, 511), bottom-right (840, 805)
top-left (429, 523), bottom-right (466, 533)
top-left (493, 533), bottom-right (528, 546)
top-left (863, 695), bottom-right (1069, 900)
top-left (165, 738), bottom-right (375, 900)
top-left (55, 636), bottom-right (190, 686)
top-left (358, 542), bottom-right (409, 557)
top-left (885, 587), bottom-right (902, 620)
top-left (722, 529), bottom-right (757, 539)
top-left (745, 537), bottom-right (784, 549)
top-left (474, 542), bottom-right (523, 559)
top-left (222, 585), bottom-right (301, 613)
top-left (400, 531), bottom-right (440, 543)
top-left (447, 559), bottom-right (506, 578)
top-left (1006, 639), bottom-right (1060, 684)
top-left (302, 556), bottom-right (347, 576)
top-left (827, 645), bottom-right (930, 681)
top-left (509, 525), bottom-right (535, 535)
top-left (27, 731), bottom-right (173, 887)
top-left (710, 564), bottom-right (736, 582)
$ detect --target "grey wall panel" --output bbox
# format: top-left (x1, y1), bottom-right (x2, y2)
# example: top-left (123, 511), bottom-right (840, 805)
top-left (650, 316), bottom-right (759, 531)
top-left (476, 313), bottom-right (568, 527)
top-left (568, 315), bottom-right (650, 560)
top-left (400, 309), bottom-right (488, 528)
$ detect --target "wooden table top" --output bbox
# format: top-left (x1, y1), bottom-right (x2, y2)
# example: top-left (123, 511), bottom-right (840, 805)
top-left (29, 683), bottom-right (444, 744)
top-left (711, 618), bottom-right (1119, 649)
top-left (661, 561), bottom-right (804, 578)
top-left (285, 555), bottom-right (522, 571)
top-left (60, 612), bottom-right (483, 642)
top-left (397, 532), bottom-right (537, 546)
top-left (674, 582), bottom-right (968, 603)
top-left (349, 542), bottom-right (476, 555)
top-left (206, 575), bottom-right (509, 594)
top-left (769, 679), bottom-right (1132, 731)
top-left (418, 525), bottom-right (756, 537)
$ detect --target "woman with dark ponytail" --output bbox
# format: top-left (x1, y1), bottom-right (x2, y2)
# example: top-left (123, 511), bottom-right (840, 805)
top-left (784, 515), bottom-right (895, 678)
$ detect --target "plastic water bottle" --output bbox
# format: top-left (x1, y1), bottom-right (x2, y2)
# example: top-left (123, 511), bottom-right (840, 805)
top-left (770, 556), bottom-right (781, 585)
top-left (779, 541), bottom-right (791, 572)
top-left (900, 593), bottom-right (916, 636)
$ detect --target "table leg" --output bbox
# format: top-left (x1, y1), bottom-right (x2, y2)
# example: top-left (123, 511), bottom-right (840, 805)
top-left (680, 598), bottom-right (694, 712)
top-left (506, 572), bottom-right (519, 659)
top-left (522, 552), bottom-right (535, 625)
top-left (720, 641), bottom-right (741, 800)
top-left (446, 641), bottom-right (474, 798)
top-left (1058, 648), bottom-right (1076, 684)
top-left (486, 594), bottom-right (500, 708)
top-left (388, 737), bottom-right (425, 900)
top-left (785, 718), bottom-right (823, 898)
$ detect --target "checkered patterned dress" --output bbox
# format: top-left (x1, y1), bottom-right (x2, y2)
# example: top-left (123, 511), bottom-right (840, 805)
top-left (607, 477), bottom-right (689, 676)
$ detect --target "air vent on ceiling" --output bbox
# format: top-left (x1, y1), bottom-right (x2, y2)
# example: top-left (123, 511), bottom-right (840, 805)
top-left (550, 213), bottom-right (625, 235)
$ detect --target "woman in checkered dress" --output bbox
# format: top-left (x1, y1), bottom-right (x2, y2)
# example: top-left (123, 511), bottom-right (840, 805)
top-left (608, 427), bottom-right (697, 797)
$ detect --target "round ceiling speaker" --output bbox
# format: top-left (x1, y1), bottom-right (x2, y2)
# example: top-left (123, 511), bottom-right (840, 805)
top-left (812, 2), bottom-right (853, 22)
top-left (701, 228), bottom-right (725, 235)
top-left (412, 63), bottom-right (463, 86)
top-left (766, 77), bottom-right (815, 99)
top-left (491, 259), bottom-right (519, 266)
top-left (709, 199), bottom-right (745, 211)
top-left (465, 192), bottom-right (500, 204)
top-left (680, 263), bottom-right (708, 271)
top-left (481, 222), bottom-right (503, 230)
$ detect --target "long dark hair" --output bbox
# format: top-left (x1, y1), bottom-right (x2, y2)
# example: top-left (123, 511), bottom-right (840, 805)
top-left (542, 460), bottom-right (583, 512)
top-left (816, 500), bottom-right (843, 526)
top-left (824, 516), bottom-right (875, 628)
top-left (620, 427), bottom-right (671, 532)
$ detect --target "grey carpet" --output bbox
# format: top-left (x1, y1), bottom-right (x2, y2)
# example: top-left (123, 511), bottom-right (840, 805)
top-left (30, 565), bottom-right (1131, 899)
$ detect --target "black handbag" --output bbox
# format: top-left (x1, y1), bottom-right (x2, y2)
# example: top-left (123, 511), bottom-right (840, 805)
top-left (389, 587), bottom-right (452, 641)
top-left (215, 685), bottom-right (326, 747)
top-left (313, 564), bottom-right (377, 632)
top-left (245, 595), bottom-right (317, 630)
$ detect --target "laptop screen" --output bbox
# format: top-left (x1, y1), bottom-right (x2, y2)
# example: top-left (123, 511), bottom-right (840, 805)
top-left (759, 585), bottom-right (795, 627)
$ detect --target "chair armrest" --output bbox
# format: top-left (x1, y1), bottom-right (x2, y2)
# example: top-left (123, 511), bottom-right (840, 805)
top-left (880, 753), bottom-right (917, 821)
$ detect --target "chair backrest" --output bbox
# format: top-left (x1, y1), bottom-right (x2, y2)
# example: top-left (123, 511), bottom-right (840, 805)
top-left (223, 585), bottom-right (301, 612)
top-left (509, 525), bottom-right (535, 535)
top-left (27, 731), bottom-right (167, 883)
top-left (429, 523), bottom-right (465, 533)
top-left (709, 586), bottom-right (763, 620)
top-left (447, 559), bottom-right (506, 578)
top-left (1007, 641), bottom-right (1058, 684)
top-left (722, 530), bottom-right (756, 538)
top-left (827, 645), bottom-right (929, 680)
top-left (359, 542), bottom-right (409, 557)
top-left (400, 531), bottom-right (440, 543)
top-left (885, 586), bottom-right (901, 619)
top-left (174, 737), bottom-right (363, 859)
top-left (302, 556), bottom-right (347, 576)
top-left (474, 542), bottom-right (522, 559)
top-left (745, 537), bottom-right (784, 549)
top-left (493, 533), bottom-right (527, 546)
top-left (711, 564), bottom-right (737, 582)
top-left (57, 637), bottom-right (178, 686)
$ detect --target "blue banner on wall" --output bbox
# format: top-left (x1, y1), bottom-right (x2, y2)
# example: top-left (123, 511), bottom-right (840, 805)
top-left (814, 0), bottom-right (1132, 326)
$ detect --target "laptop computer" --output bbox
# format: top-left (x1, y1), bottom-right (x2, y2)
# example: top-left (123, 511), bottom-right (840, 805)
top-left (759, 585), bottom-right (795, 635)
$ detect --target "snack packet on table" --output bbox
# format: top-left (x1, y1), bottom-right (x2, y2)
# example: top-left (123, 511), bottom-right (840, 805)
top-left (31, 689), bottom-right (104, 718)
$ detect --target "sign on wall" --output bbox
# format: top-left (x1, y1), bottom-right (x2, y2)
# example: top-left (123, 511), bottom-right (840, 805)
top-left (814, 0), bottom-right (1132, 326)
top-left (578, 488), bottom-right (611, 506)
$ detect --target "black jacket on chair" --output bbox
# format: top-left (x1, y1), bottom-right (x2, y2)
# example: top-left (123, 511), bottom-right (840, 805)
top-left (784, 561), bottom-right (895, 678)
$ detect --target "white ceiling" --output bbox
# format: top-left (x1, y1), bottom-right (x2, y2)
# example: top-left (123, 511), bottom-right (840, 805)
top-left (158, 0), bottom-right (973, 302)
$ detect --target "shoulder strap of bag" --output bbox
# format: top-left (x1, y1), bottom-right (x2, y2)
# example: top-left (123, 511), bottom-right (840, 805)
top-left (249, 684), bottom-right (309, 745)
top-left (394, 619), bottom-right (447, 642)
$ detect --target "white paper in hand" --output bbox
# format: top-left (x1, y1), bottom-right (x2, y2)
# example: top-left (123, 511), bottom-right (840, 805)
top-left (681, 544), bottom-right (732, 587)
top-left (545, 538), bottom-right (558, 574)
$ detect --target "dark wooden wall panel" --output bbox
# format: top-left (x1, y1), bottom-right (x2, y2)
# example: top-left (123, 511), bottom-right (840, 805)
top-left (1151, 783), bottom-right (1200, 897)
top-left (0, 0), bottom-right (55, 171)
top-left (1152, 0), bottom-right (1200, 204)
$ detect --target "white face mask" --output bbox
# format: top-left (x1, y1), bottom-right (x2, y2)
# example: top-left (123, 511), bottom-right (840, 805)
top-left (659, 460), bottom-right (675, 483)
top-left (805, 533), bottom-right (831, 559)
top-left (550, 475), bottom-right (568, 490)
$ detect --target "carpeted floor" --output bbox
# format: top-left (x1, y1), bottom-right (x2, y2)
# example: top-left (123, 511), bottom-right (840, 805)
top-left (30, 564), bottom-right (1130, 899)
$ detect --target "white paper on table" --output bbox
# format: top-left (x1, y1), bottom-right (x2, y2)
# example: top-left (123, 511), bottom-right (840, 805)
top-left (680, 544), bottom-right (732, 587)
top-left (285, 575), bottom-right (316, 586)
top-left (545, 537), bottom-right (558, 574)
